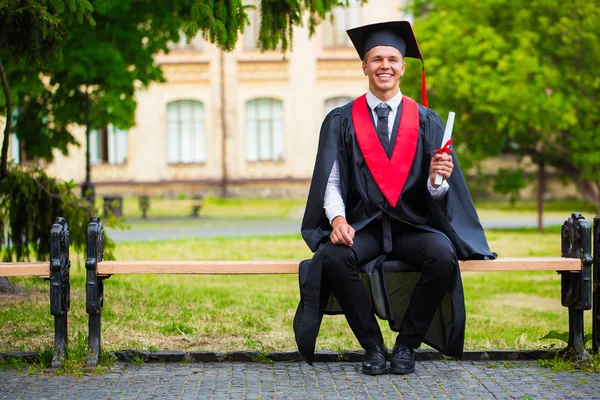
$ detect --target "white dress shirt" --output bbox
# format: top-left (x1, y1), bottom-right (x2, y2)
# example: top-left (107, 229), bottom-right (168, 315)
top-left (323, 90), bottom-right (450, 225)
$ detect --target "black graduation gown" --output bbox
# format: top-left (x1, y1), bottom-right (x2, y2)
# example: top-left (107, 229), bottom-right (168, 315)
top-left (293, 95), bottom-right (497, 365)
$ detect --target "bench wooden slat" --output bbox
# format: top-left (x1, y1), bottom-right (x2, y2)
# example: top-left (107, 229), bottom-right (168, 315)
top-left (459, 257), bottom-right (581, 272)
top-left (0, 263), bottom-right (50, 278)
top-left (98, 261), bottom-right (300, 275)
top-left (96, 257), bottom-right (581, 276)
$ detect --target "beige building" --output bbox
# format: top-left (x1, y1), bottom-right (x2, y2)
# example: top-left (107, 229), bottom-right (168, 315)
top-left (4, 0), bottom-right (408, 199)
top-left (3, 0), bottom-right (577, 201)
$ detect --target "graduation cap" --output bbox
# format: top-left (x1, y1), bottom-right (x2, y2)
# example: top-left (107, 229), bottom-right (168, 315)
top-left (347, 21), bottom-right (428, 107)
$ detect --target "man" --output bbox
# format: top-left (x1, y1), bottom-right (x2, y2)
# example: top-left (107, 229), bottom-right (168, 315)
top-left (294, 21), bottom-right (496, 375)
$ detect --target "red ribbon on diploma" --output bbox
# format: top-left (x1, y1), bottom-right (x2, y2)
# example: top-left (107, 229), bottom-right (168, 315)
top-left (429, 138), bottom-right (454, 155)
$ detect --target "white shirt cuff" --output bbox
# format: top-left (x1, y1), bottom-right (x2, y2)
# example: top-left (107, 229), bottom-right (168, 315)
top-left (427, 178), bottom-right (449, 199)
top-left (326, 206), bottom-right (346, 226)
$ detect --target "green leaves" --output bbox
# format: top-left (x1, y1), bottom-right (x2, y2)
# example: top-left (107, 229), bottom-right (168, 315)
top-left (540, 330), bottom-right (593, 345)
top-left (406, 0), bottom-right (600, 209)
top-left (183, 0), bottom-right (250, 52)
top-left (0, 164), bottom-right (87, 261)
top-left (493, 168), bottom-right (531, 205)
top-left (0, 163), bottom-right (120, 262)
top-left (0, 0), bottom-right (94, 66)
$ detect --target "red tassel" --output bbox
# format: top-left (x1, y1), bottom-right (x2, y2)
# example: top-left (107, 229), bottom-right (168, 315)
top-left (421, 69), bottom-right (428, 107)
top-left (428, 138), bottom-right (454, 154)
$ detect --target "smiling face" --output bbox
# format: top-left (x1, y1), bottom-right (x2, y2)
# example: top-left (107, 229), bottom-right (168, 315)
top-left (362, 45), bottom-right (406, 101)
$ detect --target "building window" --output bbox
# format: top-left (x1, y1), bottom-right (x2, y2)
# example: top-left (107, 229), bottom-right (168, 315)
top-left (167, 32), bottom-right (204, 51)
top-left (6, 109), bottom-right (20, 163)
top-left (246, 98), bottom-right (284, 161)
top-left (244, 0), bottom-right (260, 50)
top-left (90, 125), bottom-right (128, 165)
top-left (8, 109), bottom-right (32, 164)
top-left (9, 133), bottom-right (20, 163)
top-left (322, 0), bottom-right (361, 48)
top-left (324, 96), bottom-right (354, 115)
top-left (167, 100), bottom-right (206, 164)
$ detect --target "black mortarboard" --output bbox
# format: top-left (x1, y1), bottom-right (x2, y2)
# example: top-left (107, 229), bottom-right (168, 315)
top-left (346, 21), bottom-right (428, 107)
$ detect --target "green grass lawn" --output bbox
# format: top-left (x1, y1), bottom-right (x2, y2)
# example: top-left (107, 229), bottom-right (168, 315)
top-left (105, 196), bottom-right (597, 222)
top-left (0, 228), bottom-right (591, 358)
top-left (473, 198), bottom-right (596, 213)
top-left (103, 196), bottom-right (306, 220)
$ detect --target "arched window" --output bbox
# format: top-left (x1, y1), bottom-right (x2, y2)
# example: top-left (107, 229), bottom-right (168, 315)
top-left (167, 32), bottom-right (204, 51)
top-left (324, 96), bottom-right (354, 116)
top-left (246, 98), bottom-right (284, 161)
top-left (244, 0), bottom-right (260, 49)
top-left (322, 0), bottom-right (361, 48)
top-left (166, 100), bottom-right (206, 164)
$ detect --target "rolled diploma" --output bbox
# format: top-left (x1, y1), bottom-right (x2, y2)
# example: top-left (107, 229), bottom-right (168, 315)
top-left (434, 111), bottom-right (455, 186)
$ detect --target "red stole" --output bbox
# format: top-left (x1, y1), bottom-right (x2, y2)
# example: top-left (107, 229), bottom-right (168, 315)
top-left (351, 94), bottom-right (420, 207)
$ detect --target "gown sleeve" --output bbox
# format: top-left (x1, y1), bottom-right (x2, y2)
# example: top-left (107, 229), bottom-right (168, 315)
top-left (301, 107), bottom-right (344, 252)
top-left (423, 108), bottom-right (497, 260)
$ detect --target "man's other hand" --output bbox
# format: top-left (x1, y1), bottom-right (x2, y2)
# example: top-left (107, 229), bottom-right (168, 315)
top-left (330, 216), bottom-right (355, 246)
top-left (429, 153), bottom-right (453, 188)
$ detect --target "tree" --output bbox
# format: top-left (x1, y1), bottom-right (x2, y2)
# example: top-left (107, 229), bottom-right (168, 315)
top-left (405, 0), bottom-right (600, 212)
top-left (46, 1), bottom-right (194, 201)
top-left (0, 0), bottom-right (94, 292)
top-left (0, 60), bottom-right (78, 164)
top-left (0, 0), bottom-right (93, 178)
top-left (2, 0), bottom-right (360, 178)
top-left (0, 0), bottom-right (368, 293)
top-left (1, 0), bottom-right (365, 173)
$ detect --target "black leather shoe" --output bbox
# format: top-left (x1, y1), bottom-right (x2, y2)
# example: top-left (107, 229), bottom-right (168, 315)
top-left (390, 343), bottom-right (415, 374)
top-left (361, 345), bottom-right (388, 375)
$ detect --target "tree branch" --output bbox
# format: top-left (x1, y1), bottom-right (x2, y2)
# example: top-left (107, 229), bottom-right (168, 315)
top-left (0, 57), bottom-right (12, 180)
top-left (27, 166), bottom-right (90, 209)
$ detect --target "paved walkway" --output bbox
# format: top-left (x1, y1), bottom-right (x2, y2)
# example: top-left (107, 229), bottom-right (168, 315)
top-left (2, 361), bottom-right (599, 399)
top-left (111, 218), bottom-right (301, 243)
top-left (109, 216), bottom-right (568, 243)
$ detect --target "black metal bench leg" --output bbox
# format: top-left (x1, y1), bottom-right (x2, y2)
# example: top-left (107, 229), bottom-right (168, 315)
top-left (593, 217), bottom-right (599, 355)
top-left (87, 313), bottom-right (102, 368)
top-left (49, 217), bottom-right (70, 369)
top-left (52, 313), bottom-right (68, 368)
top-left (85, 216), bottom-right (105, 368)
top-left (86, 277), bottom-right (104, 368)
top-left (561, 306), bottom-right (589, 360)
top-left (560, 213), bottom-right (593, 361)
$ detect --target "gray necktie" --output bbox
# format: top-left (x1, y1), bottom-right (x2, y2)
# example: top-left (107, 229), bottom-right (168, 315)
top-left (375, 104), bottom-right (393, 253)
top-left (375, 104), bottom-right (391, 155)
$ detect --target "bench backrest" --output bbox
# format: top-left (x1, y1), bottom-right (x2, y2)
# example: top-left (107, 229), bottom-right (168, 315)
top-left (0, 262), bottom-right (50, 278)
top-left (89, 257), bottom-right (582, 277)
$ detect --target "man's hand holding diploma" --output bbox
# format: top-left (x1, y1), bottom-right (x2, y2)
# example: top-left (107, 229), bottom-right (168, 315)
top-left (429, 112), bottom-right (455, 188)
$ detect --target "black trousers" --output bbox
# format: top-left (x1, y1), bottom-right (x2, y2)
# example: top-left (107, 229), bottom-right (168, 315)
top-left (321, 218), bottom-right (456, 350)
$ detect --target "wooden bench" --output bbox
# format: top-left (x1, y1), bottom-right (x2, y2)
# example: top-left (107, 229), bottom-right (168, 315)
top-left (137, 196), bottom-right (204, 219)
top-left (83, 212), bottom-right (599, 368)
top-left (181, 197), bottom-right (204, 218)
top-left (0, 217), bottom-right (71, 368)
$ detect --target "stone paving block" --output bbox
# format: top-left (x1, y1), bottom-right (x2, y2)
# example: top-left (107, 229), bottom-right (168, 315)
top-left (116, 349), bottom-right (152, 363)
top-left (35, 348), bottom-right (564, 368)
top-left (0, 352), bottom-right (40, 363)
top-left (189, 351), bottom-right (226, 362)
top-left (149, 350), bottom-right (187, 362)
top-left (415, 350), bottom-right (445, 361)
top-left (225, 350), bottom-right (261, 361)
top-left (312, 350), bottom-right (340, 362)
top-left (267, 351), bottom-right (303, 362)
top-left (1, 360), bottom-right (600, 399)
top-left (341, 350), bottom-right (364, 361)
